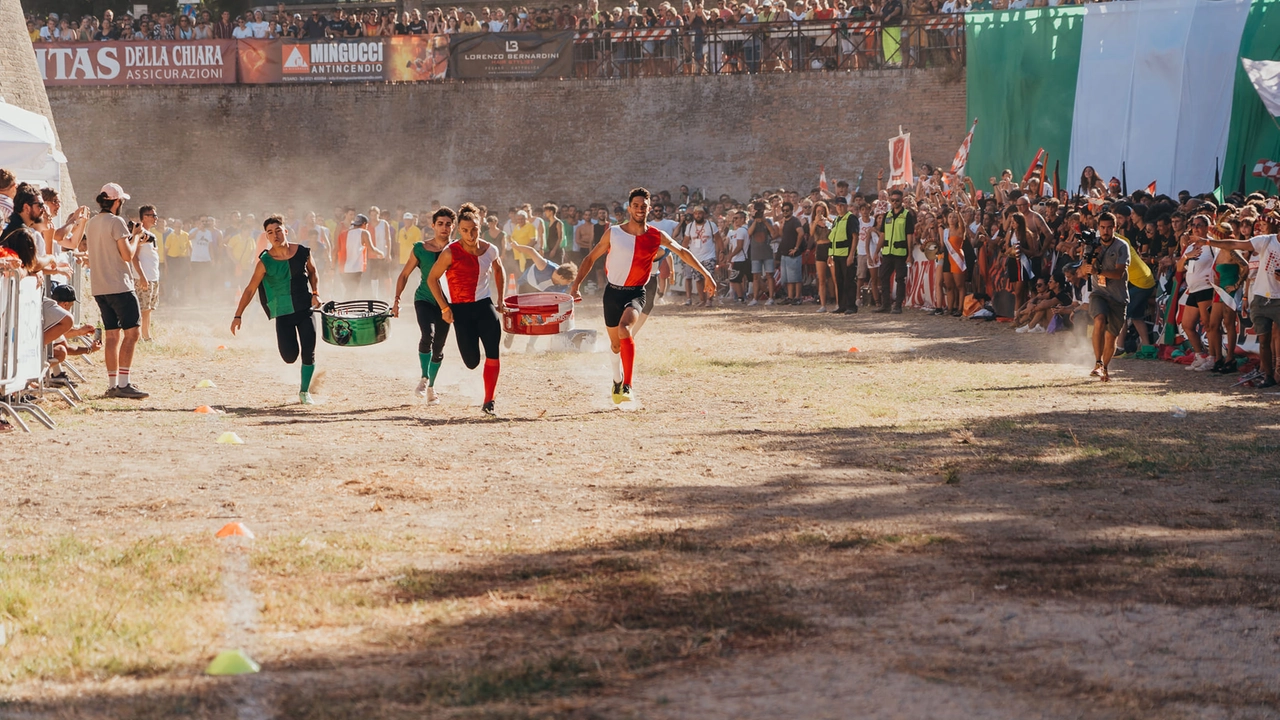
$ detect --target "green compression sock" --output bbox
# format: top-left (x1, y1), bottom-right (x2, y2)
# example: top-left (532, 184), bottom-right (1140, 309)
top-left (427, 358), bottom-right (442, 387)
top-left (301, 364), bottom-right (315, 393)
top-left (419, 352), bottom-right (431, 379)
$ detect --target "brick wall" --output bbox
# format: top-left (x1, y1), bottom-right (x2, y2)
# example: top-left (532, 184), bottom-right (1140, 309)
top-left (46, 70), bottom-right (964, 216)
top-left (0, 0), bottom-right (76, 206)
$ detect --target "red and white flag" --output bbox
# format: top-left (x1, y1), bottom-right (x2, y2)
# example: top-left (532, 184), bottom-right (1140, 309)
top-left (888, 128), bottom-right (913, 188)
top-left (1145, 180), bottom-right (1157, 195)
top-left (819, 165), bottom-right (829, 195)
top-left (1022, 148), bottom-right (1045, 186)
top-left (950, 118), bottom-right (977, 177)
top-left (1253, 159), bottom-right (1280, 179)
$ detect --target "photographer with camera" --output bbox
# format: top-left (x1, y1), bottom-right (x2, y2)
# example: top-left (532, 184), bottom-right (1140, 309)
top-left (1080, 212), bottom-right (1129, 382)
top-left (1206, 212), bottom-right (1280, 388)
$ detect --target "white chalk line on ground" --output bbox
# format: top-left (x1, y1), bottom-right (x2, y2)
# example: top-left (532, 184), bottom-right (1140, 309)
top-left (220, 542), bottom-right (272, 720)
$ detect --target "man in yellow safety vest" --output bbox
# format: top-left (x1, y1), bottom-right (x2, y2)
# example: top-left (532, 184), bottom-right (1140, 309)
top-left (875, 188), bottom-right (915, 314)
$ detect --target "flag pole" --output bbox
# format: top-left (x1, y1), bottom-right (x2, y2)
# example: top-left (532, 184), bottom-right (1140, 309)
top-left (1121, 162), bottom-right (1128, 196)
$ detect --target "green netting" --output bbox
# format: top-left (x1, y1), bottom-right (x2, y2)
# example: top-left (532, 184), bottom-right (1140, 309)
top-left (1223, 0), bottom-right (1280, 196)
top-left (963, 8), bottom-right (1085, 189)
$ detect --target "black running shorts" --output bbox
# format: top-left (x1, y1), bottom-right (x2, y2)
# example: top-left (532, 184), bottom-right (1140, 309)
top-left (603, 283), bottom-right (646, 328)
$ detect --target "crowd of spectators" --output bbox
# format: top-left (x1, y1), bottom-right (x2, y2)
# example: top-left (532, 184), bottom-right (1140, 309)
top-left (4, 155), bottom-right (1278, 431)
top-left (24, 0), bottom-right (1121, 48)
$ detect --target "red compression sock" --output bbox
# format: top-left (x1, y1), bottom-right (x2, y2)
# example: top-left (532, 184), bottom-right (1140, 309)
top-left (620, 337), bottom-right (635, 385)
top-left (483, 358), bottom-right (500, 403)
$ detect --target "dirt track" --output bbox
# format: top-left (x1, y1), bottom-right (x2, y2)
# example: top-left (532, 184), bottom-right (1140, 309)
top-left (3, 298), bottom-right (1278, 719)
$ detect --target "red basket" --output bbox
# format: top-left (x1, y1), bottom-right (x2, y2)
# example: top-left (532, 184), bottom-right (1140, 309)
top-left (501, 292), bottom-right (575, 336)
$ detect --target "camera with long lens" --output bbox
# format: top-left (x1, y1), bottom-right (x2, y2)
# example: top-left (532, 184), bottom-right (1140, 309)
top-left (1079, 228), bottom-right (1101, 263)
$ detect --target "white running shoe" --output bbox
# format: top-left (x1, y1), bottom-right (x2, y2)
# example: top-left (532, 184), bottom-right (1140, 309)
top-left (1028, 325), bottom-right (1045, 334)
top-left (299, 392), bottom-right (315, 405)
top-left (764, 299), bottom-right (775, 306)
top-left (415, 377), bottom-right (428, 398)
top-left (1185, 353), bottom-right (1209, 371)
top-left (817, 307), bottom-right (828, 313)
top-left (747, 299), bottom-right (759, 306)
top-left (1192, 353), bottom-right (1214, 371)
top-left (1015, 325), bottom-right (1029, 333)
top-left (426, 387), bottom-right (440, 405)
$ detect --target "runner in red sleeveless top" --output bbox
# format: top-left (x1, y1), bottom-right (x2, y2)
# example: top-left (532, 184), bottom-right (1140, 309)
top-left (570, 187), bottom-right (716, 404)
top-left (426, 203), bottom-right (506, 416)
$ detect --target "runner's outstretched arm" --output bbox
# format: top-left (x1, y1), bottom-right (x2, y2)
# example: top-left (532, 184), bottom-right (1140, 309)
top-left (391, 252), bottom-right (421, 317)
top-left (427, 248), bottom-right (454, 323)
top-left (660, 233), bottom-right (716, 293)
top-left (568, 232), bottom-right (612, 301)
top-left (230, 260), bottom-right (268, 335)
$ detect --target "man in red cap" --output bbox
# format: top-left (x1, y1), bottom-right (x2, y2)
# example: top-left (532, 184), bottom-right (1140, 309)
top-left (85, 182), bottom-right (149, 399)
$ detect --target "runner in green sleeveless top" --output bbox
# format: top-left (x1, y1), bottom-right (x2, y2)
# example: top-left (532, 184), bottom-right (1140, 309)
top-left (231, 214), bottom-right (322, 405)
top-left (393, 206), bottom-right (455, 404)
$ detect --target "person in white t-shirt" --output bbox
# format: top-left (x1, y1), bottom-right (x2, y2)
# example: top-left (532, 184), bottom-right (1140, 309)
top-left (189, 216), bottom-right (219, 300)
top-left (134, 205), bottom-right (162, 341)
top-left (1208, 219), bottom-right (1280, 388)
top-left (726, 210), bottom-right (750, 302)
top-left (340, 214), bottom-right (385, 298)
top-left (649, 205), bottom-right (680, 301)
top-left (367, 206), bottom-right (394, 299)
top-left (681, 207), bottom-right (718, 306)
top-left (248, 10), bottom-right (272, 37)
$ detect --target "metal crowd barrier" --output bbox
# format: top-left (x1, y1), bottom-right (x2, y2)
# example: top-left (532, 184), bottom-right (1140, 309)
top-left (571, 16), bottom-right (964, 78)
top-left (0, 269), bottom-right (56, 432)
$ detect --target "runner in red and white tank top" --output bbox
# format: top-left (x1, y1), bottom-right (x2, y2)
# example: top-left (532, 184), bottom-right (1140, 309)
top-left (603, 225), bottom-right (664, 287)
top-left (426, 203), bottom-right (506, 416)
top-left (569, 187), bottom-right (717, 405)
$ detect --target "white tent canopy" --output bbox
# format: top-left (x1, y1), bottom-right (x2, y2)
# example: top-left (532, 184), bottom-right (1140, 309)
top-left (0, 98), bottom-right (66, 189)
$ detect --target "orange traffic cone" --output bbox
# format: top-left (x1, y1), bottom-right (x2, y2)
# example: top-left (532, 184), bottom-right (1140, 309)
top-left (215, 522), bottom-right (254, 539)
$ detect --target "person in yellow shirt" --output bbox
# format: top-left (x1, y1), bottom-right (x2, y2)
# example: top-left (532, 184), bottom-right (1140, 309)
top-left (397, 212), bottom-right (422, 264)
top-left (164, 219), bottom-right (191, 304)
top-left (509, 210), bottom-right (537, 271)
top-left (226, 227), bottom-right (259, 279)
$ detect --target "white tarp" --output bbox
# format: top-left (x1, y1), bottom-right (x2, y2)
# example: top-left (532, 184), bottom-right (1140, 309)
top-left (1067, 0), bottom-right (1250, 195)
top-left (0, 99), bottom-right (66, 189)
top-left (1242, 58), bottom-right (1280, 118)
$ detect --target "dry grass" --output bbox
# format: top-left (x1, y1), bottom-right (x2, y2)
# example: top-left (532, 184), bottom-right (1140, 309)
top-left (0, 535), bottom-right (222, 682)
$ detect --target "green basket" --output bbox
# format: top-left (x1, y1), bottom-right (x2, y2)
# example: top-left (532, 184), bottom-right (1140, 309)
top-left (319, 300), bottom-right (391, 347)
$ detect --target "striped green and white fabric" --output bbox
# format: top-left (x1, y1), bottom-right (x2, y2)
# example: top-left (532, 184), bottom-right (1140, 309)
top-left (964, 0), bottom-right (1280, 196)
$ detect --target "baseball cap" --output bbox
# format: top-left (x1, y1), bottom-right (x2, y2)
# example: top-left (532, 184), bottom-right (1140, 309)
top-left (403, 212), bottom-right (414, 220)
top-left (352, 214), bottom-right (369, 227)
top-left (99, 182), bottom-right (130, 200)
top-left (834, 196), bottom-right (849, 205)
top-left (51, 283), bottom-right (77, 303)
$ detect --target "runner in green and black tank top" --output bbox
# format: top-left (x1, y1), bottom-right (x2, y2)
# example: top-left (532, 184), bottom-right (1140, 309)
top-left (230, 215), bottom-right (322, 405)
top-left (393, 206), bottom-right (456, 404)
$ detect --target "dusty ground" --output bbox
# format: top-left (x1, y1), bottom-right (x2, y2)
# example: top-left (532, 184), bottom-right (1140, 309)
top-left (2, 294), bottom-right (1279, 719)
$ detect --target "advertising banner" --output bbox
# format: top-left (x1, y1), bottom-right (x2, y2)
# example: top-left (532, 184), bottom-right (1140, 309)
top-left (386, 35), bottom-right (451, 82)
top-left (449, 32), bottom-right (574, 79)
top-left (34, 40), bottom-right (236, 86)
top-left (238, 38), bottom-right (387, 84)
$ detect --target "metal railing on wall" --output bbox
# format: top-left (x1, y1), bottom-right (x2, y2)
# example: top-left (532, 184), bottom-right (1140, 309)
top-left (572, 17), bottom-right (964, 78)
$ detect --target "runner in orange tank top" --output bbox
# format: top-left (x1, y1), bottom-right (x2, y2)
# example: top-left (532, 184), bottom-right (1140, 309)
top-left (569, 188), bottom-right (716, 405)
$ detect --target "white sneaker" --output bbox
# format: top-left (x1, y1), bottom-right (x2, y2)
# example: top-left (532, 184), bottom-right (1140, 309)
top-left (299, 392), bottom-right (315, 405)
top-left (817, 307), bottom-right (828, 313)
top-left (1192, 353), bottom-right (1214, 371)
top-left (426, 387), bottom-right (440, 405)
top-left (764, 299), bottom-right (775, 306)
top-left (747, 299), bottom-right (759, 306)
top-left (415, 377), bottom-right (428, 398)
top-left (1015, 325), bottom-right (1029, 333)
top-left (1028, 325), bottom-right (1045, 334)
top-left (1185, 353), bottom-right (1208, 371)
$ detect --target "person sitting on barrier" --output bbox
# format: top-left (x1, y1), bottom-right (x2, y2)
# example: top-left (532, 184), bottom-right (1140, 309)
top-left (43, 283), bottom-right (100, 388)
